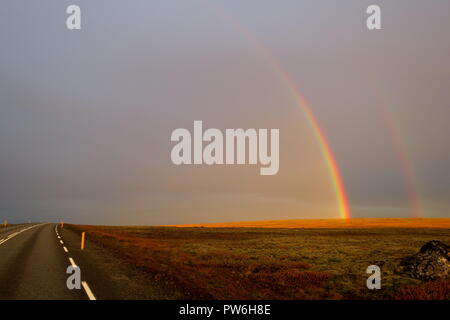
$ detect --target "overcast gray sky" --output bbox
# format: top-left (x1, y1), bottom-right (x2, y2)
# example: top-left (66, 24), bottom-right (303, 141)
top-left (1, 1), bottom-right (449, 224)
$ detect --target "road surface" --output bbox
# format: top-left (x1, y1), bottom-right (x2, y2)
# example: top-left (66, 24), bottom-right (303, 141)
top-left (0, 223), bottom-right (175, 300)
top-left (0, 223), bottom-right (94, 300)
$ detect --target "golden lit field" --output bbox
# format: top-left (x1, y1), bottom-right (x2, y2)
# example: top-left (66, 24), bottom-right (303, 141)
top-left (168, 218), bottom-right (450, 229)
top-left (68, 219), bottom-right (450, 300)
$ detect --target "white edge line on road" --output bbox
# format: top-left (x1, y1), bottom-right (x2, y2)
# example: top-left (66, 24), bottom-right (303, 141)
top-left (60, 240), bottom-right (64, 244)
top-left (0, 223), bottom-right (45, 246)
top-left (68, 257), bottom-right (77, 267)
top-left (63, 246), bottom-right (68, 252)
top-left (81, 281), bottom-right (96, 300)
top-left (70, 258), bottom-right (98, 300)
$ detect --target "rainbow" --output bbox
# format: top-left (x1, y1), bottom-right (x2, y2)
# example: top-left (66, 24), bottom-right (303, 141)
top-left (378, 98), bottom-right (422, 218)
top-left (207, 2), bottom-right (352, 219)
top-left (278, 70), bottom-right (351, 220)
top-left (369, 77), bottom-right (422, 218)
top-left (383, 109), bottom-right (421, 217)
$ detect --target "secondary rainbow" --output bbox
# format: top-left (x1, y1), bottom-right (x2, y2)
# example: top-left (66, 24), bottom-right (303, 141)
top-left (370, 77), bottom-right (422, 217)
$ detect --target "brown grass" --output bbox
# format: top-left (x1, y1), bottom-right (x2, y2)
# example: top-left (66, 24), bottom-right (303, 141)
top-left (394, 280), bottom-right (450, 300)
top-left (68, 222), bottom-right (450, 300)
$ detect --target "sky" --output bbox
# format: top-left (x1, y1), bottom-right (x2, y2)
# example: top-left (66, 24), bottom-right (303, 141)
top-left (0, 1), bottom-right (449, 224)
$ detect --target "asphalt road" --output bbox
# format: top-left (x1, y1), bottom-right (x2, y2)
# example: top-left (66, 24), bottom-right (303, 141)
top-left (0, 223), bottom-right (175, 300)
top-left (0, 223), bottom-right (93, 300)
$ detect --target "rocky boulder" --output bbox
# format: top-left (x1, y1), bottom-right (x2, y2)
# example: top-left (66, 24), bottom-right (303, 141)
top-left (397, 240), bottom-right (450, 281)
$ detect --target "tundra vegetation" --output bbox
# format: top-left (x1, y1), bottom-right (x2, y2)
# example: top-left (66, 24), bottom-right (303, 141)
top-left (69, 219), bottom-right (450, 299)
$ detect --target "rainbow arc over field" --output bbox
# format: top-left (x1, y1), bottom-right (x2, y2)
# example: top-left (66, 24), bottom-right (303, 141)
top-left (278, 69), bottom-right (351, 220)
top-left (210, 4), bottom-right (352, 219)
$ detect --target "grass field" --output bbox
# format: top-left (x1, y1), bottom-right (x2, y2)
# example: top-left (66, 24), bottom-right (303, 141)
top-left (68, 218), bottom-right (450, 300)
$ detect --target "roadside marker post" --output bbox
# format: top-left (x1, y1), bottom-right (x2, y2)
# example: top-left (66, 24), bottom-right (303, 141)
top-left (3, 220), bottom-right (6, 228)
top-left (81, 232), bottom-right (85, 250)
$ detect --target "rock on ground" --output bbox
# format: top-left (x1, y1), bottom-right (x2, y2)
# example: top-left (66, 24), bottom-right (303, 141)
top-left (397, 240), bottom-right (450, 281)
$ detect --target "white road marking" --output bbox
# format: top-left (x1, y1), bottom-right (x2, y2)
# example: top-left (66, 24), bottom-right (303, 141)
top-left (0, 223), bottom-right (45, 246)
top-left (81, 281), bottom-right (96, 300)
top-left (69, 257), bottom-right (98, 300)
top-left (56, 224), bottom-right (67, 251)
top-left (69, 257), bottom-right (77, 267)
